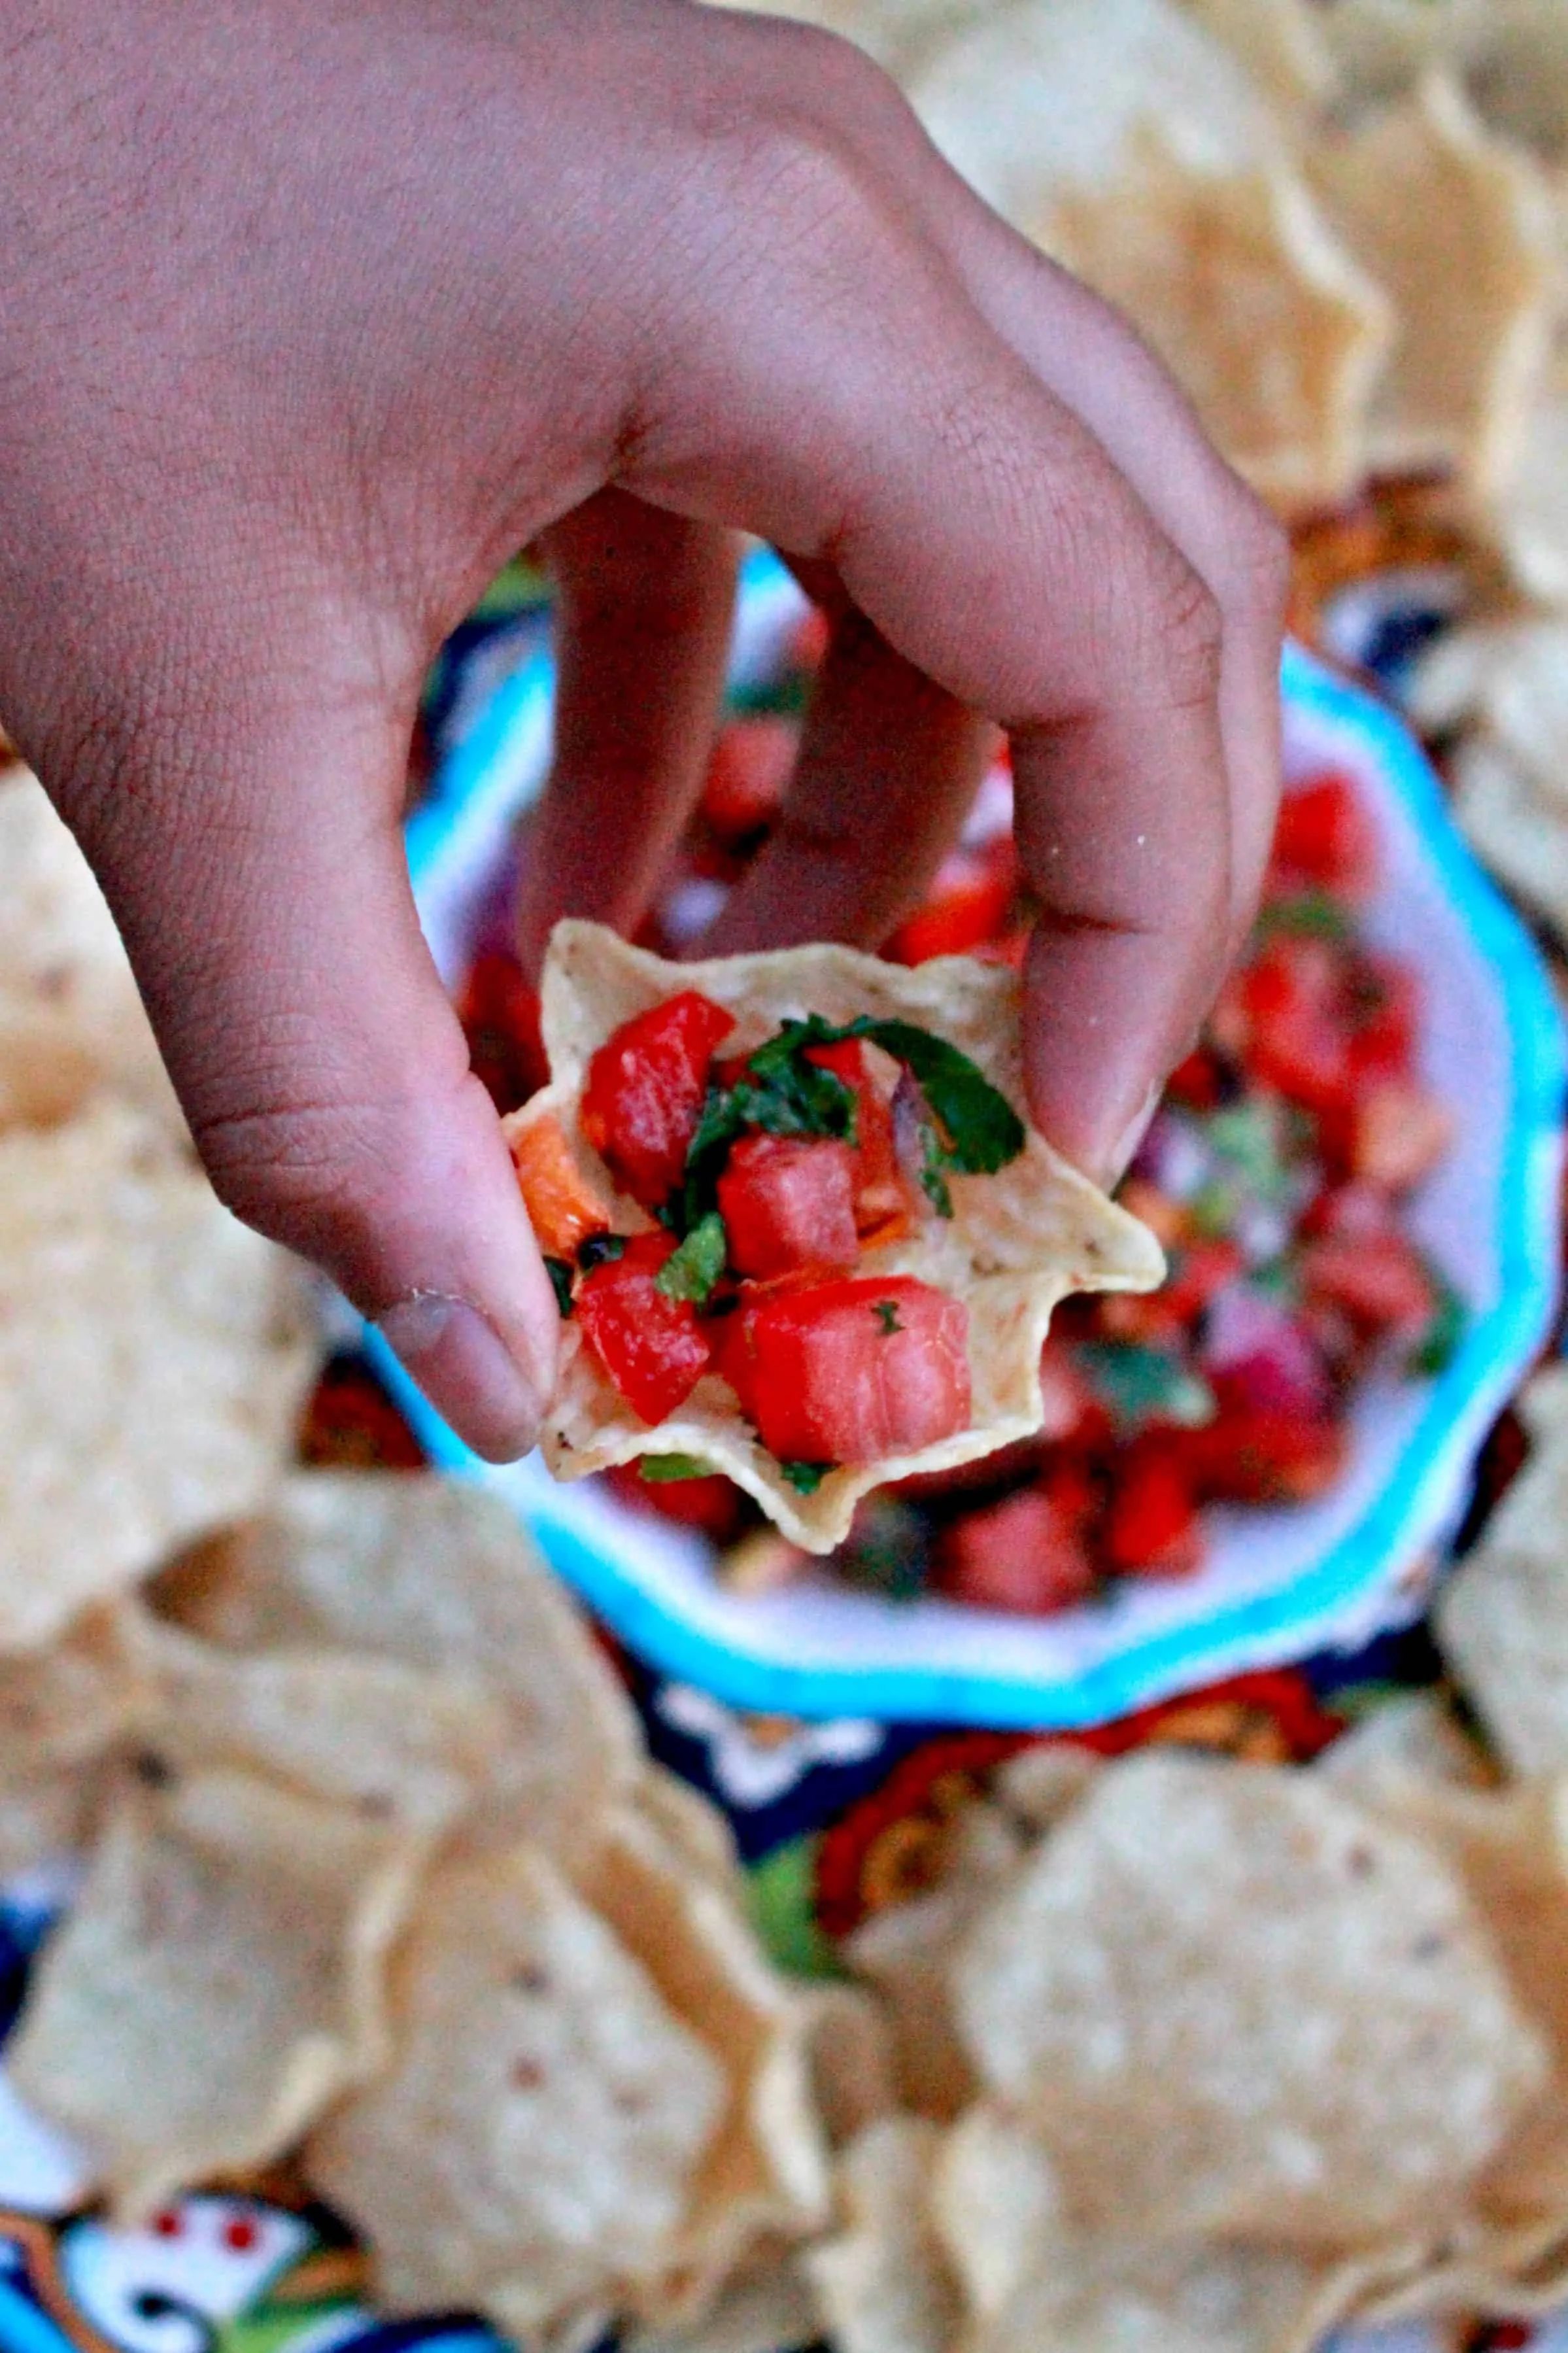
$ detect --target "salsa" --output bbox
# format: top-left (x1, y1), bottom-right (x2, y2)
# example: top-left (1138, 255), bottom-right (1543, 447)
top-left (460, 615), bottom-right (1458, 1613)
top-left (506, 971), bottom-right (1033, 1477)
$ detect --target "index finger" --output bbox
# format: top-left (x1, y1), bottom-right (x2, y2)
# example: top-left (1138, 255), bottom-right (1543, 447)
top-left (622, 78), bottom-right (1233, 1180)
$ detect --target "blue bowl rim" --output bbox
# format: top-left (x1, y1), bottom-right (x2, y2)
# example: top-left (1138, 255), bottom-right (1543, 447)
top-left (376, 555), bottom-right (1567, 1728)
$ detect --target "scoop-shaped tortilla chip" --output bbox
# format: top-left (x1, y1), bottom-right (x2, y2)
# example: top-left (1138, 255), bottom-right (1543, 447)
top-left (1309, 71), bottom-right (1558, 494)
top-left (512, 922), bottom-right (1161, 1550)
top-left (10, 1768), bottom-right (424, 2219)
top-left (951, 1751), bottom-right (1545, 2246)
top-left (1044, 131), bottom-right (1393, 510)
top-left (150, 1469), bottom-right (641, 1854)
top-left (143, 1615), bottom-right (511, 1839)
top-left (0, 1100), bottom-right (318, 1650)
top-left (970, 2234), bottom-right (1391, 2353)
top-left (305, 1845), bottom-right (726, 2337)
top-left (803, 2118), bottom-right (961, 2353)
top-left (0, 768), bottom-right (179, 1133)
top-left (579, 1806), bottom-right (830, 2329)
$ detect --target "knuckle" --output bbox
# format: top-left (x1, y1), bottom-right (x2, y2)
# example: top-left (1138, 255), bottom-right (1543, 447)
top-left (1135, 534), bottom-right (1225, 714)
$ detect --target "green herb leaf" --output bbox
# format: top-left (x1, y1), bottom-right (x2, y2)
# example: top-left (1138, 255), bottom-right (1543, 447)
top-left (577, 1231), bottom-right (628, 1273)
top-left (855, 1020), bottom-right (1025, 1176)
top-left (639, 1453), bottom-right (713, 1483)
top-left (654, 1212), bottom-right (728, 1305)
top-left (543, 1256), bottom-right (575, 1318)
top-left (1075, 1341), bottom-right (1216, 1434)
top-left (1252, 891), bottom-right (1353, 945)
top-left (873, 1298), bottom-right (902, 1335)
top-left (780, 1460), bottom-right (830, 1494)
top-left (1406, 1269), bottom-right (1465, 1378)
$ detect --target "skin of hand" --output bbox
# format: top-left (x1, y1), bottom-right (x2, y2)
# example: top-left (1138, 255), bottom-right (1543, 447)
top-left (0, 0), bottom-right (1287, 1462)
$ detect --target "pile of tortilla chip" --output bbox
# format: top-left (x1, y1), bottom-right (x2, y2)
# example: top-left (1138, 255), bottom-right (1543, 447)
top-left (6, 1471), bottom-right (851, 2352)
top-left (709, 0), bottom-right (1568, 542)
top-left (0, 764), bottom-right (318, 1664)
top-left (14, 1430), bottom-right (1568, 2348)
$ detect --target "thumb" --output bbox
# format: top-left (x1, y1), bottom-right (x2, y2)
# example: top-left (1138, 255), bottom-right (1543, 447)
top-left (57, 677), bottom-right (558, 1464)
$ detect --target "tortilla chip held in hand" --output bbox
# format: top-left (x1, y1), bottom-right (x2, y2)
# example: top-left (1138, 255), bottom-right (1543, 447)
top-left (505, 921), bottom-right (1163, 1551)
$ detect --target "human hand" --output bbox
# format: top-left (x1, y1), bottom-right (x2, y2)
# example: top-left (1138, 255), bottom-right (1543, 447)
top-left (0, 0), bottom-right (1286, 1460)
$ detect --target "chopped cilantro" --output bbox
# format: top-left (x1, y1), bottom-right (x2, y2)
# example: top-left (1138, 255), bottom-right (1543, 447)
top-left (873, 1298), bottom-right (902, 1335)
top-left (1076, 1341), bottom-right (1216, 1435)
top-left (853, 1019), bottom-right (1025, 1177)
top-left (780, 1460), bottom-right (830, 1494)
top-left (639, 1453), bottom-right (711, 1483)
top-left (576, 1231), bottom-right (627, 1273)
top-left (543, 1256), bottom-right (575, 1317)
top-left (1407, 1271), bottom-right (1465, 1378)
top-left (654, 1212), bottom-right (728, 1305)
top-left (679, 1010), bottom-right (1023, 1233)
top-left (1252, 891), bottom-right (1353, 946)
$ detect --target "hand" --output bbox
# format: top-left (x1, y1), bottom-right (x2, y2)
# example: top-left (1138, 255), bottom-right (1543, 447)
top-left (0, 0), bottom-right (1286, 1460)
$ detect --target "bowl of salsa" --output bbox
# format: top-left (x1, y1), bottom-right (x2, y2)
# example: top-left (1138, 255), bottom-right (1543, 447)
top-left (372, 551), bottom-right (1563, 1729)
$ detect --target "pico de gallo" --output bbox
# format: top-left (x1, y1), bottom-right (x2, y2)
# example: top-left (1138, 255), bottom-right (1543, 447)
top-left (507, 982), bottom-right (1031, 1485)
top-left (460, 607), bottom-right (1461, 1614)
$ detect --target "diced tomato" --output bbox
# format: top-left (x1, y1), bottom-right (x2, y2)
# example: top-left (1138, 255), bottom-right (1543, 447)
top-left (507, 1112), bottom-right (611, 1260)
top-left (724, 1275), bottom-right (971, 1464)
top-left (1350, 1079), bottom-right (1452, 1193)
top-left (1102, 1446), bottom-right (1202, 1578)
top-left (1300, 1230), bottom-right (1435, 1339)
top-left (1271, 770), bottom-right (1378, 897)
top-left (804, 1037), bottom-right (912, 1238)
top-left (933, 1480), bottom-right (1097, 1615)
top-left (576, 1233), bottom-right (713, 1424)
top-left (460, 948), bottom-right (548, 1114)
top-left (603, 1459), bottom-right (747, 1540)
top-left (1345, 957), bottom-right (1419, 1082)
top-left (701, 717), bottom-right (797, 844)
top-left (1164, 1044), bottom-right (1226, 1110)
top-left (1173, 1407), bottom-right (1345, 1505)
top-left (1240, 935), bottom-right (1352, 1114)
top-left (581, 991), bottom-right (734, 1211)
top-left (885, 847), bottom-right (1015, 966)
top-left (717, 1133), bottom-right (861, 1279)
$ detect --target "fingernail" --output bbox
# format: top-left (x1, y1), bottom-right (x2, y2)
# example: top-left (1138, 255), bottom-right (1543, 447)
top-left (1104, 1080), bottom-right (1163, 1192)
top-left (375, 1292), bottom-right (542, 1463)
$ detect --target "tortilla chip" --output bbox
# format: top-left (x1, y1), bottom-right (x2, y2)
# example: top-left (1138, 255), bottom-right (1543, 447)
top-left (908, 0), bottom-right (1268, 222)
top-left (799, 1983), bottom-right (899, 2151)
top-left (0, 1100), bottom-right (318, 1651)
top-left (1309, 72), bottom-right (1558, 493)
top-left (1179, 0), bottom-right (1337, 112)
top-left (1465, 0), bottom-right (1568, 164)
top-left (1314, 0), bottom-right (1483, 105)
top-left (515, 921), bottom-right (1161, 1551)
top-left (701, 0), bottom-right (970, 79)
top-left (10, 1768), bottom-right (424, 2220)
top-left (0, 1766), bottom-right (99, 1880)
top-left (1492, 347), bottom-right (1568, 603)
top-left (992, 1740), bottom-right (1101, 1833)
top-left (305, 1845), bottom-right (726, 2335)
top-left (635, 1763), bottom-right (745, 1893)
top-left (950, 1751), bottom-right (1545, 2244)
top-left (970, 2235), bottom-right (1391, 2353)
top-left (0, 1601), bottom-right (155, 1777)
top-left (844, 1802), bottom-right (1022, 2123)
top-left (1450, 734), bottom-right (1568, 935)
top-left (929, 2103), bottom-right (1065, 2327)
top-left (1342, 1777), bottom-right (1568, 2320)
top-left (143, 1617), bottom-right (511, 1838)
top-left (624, 2255), bottom-right (821, 2353)
top-left (1437, 1367), bottom-right (1568, 1773)
top-left (804, 2118), bottom-right (961, 2353)
top-left (1314, 1691), bottom-right (1492, 1801)
top-left (1044, 132), bottom-right (1393, 510)
top-left (577, 1806), bottom-right (830, 2326)
top-left (0, 768), bottom-right (179, 1133)
top-left (150, 1469), bottom-right (641, 1853)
